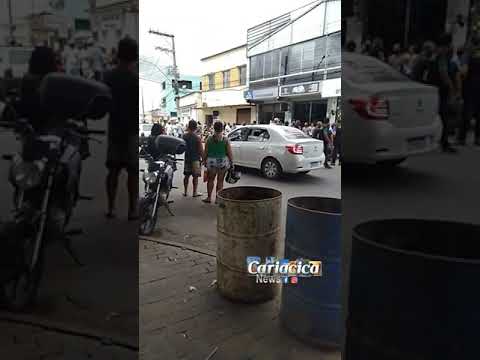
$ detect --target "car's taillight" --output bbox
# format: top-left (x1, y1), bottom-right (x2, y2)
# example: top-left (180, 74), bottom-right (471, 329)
top-left (349, 96), bottom-right (389, 119)
top-left (286, 144), bottom-right (303, 155)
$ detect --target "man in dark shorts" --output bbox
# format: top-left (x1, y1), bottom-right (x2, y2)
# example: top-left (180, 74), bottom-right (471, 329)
top-left (182, 120), bottom-right (204, 197)
top-left (104, 37), bottom-right (139, 219)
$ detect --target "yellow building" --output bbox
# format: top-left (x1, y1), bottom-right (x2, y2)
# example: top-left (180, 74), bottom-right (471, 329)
top-left (200, 45), bottom-right (255, 126)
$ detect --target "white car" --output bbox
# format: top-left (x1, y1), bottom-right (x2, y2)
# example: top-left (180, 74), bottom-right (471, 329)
top-left (227, 125), bottom-right (325, 179)
top-left (139, 123), bottom-right (153, 137)
top-left (342, 52), bottom-right (442, 165)
top-left (0, 47), bottom-right (33, 78)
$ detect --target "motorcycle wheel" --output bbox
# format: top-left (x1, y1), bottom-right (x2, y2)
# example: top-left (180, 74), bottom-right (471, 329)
top-left (1, 235), bottom-right (44, 312)
top-left (139, 196), bottom-right (158, 236)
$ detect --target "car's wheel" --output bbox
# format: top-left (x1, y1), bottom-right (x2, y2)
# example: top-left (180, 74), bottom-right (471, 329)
top-left (261, 158), bottom-right (282, 179)
top-left (377, 158), bottom-right (407, 167)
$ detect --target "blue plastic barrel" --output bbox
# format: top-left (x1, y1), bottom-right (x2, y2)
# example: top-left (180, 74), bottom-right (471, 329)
top-left (345, 219), bottom-right (480, 359)
top-left (280, 197), bottom-right (342, 348)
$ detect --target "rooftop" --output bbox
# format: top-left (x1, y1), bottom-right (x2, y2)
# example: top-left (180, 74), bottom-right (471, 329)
top-left (201, 44), bottom-right (247, 61)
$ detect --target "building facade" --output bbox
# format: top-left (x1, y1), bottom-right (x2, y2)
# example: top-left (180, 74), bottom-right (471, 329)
top-left (160, 75), bottom-right (201, 120)
top-left (91, 0), bottom-right (138, 51)
top-left (178, 91), bottom-right (204, 125)
top-left (201, 45), bottom-right (255, 126)
top-left (245, 0), bottom-right (341, 125)
top-left (0, 0), bottom-right (91, 47)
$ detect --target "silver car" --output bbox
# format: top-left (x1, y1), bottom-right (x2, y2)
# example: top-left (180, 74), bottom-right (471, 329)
top-left (228, 125), bottom-right (325, 179)
top-left (343, 52), bottom-right (442, 165)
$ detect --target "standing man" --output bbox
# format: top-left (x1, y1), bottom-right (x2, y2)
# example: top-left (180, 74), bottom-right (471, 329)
top-left (313, 121), bottom-right (332, 169)
top-left (63, 41), bottom-right (80, 76)
top-left (104, 38), bottom-right (139, 219)
top-left (183, 120), bottom-right (204, 197)
top-left (429, 34), bottom-right (457, 152)
top-left (332, 122), bottom-right (342, 166)
top-left (459, 34), bottom-right (480, 146)
top-left (88, 38), bottom-right (106, 81)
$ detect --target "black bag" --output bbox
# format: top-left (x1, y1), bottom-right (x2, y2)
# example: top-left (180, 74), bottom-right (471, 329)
top-left (154, 135), bottom-right (186, 155)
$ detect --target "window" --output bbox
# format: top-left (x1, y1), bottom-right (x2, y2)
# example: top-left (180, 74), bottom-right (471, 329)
top-left (277, 127), bottom-right (310, 140)
top-left (344, 58), bottom-right (407, 83)
top-left (223, 70), bottom-right (230, 88)
top-left (208, 73), bottom-right (215, 90)
top-left (314, 37), bottom-right (327, 69)
top-left (228, 128), bottom-right (251, 142)
top-left (239, 65), bottom-right (247, 85)
top-left (161, 97), bottom-right (166, 107)
top-left (162, 81), bottom-right (166, 90)
top-left (178, 80), bottom-right (192, 89)
top-left (247, 129), bottom-right (270, 142)
top-left (287, 44), bottom-right (302, 74)
top-left (302, 41), bottom-right (316, 71)
top-left (326, 32), bottom-right (341, 68)
top-left (264, 52), bottom-right (273, 78)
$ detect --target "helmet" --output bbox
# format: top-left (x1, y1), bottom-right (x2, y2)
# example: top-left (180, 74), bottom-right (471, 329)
top-left (225, 165), bottom-right (241, 184)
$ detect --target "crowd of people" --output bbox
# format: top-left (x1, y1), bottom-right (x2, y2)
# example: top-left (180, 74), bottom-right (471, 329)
top-left (292, 119), bottom-right (342, 168)
top-left (142, 116), bottom-right (341, 175)
top-left (345, 29), bottom-right (480, 151)
top-left (60, 39), bottom-right (118, 81)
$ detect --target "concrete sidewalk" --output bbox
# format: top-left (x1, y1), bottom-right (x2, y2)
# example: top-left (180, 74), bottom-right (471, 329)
top-left (140, 240), bottom-right (341, 360)
top-left (0, 319), bottom-right (136, 360)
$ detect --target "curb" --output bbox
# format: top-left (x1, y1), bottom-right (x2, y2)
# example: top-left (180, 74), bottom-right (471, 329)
top-left (0, 312), bottom-right (138, 351)
top-left (139, 236), bottom-right (217, 257)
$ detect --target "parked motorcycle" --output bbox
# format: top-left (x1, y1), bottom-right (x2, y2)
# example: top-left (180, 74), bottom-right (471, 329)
top-left (139, 135), bottom-right (185, 236)
top-left (0, 73), bottom-right (111, 311)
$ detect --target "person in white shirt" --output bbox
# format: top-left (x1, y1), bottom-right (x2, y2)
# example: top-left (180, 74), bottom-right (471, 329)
top-left (79, 42), bottom-right (92, 78)
top-left (63, 41), bottom-right (80, 76)
top-left (447, 14), bottom-right (467, 52)
top-left (87, 39), bottom-right (105, 81)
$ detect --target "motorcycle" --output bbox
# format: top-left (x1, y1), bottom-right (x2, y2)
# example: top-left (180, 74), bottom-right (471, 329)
top-left (0, 73), bottom-right (111, 311)
top-left (139, 135), bottom-right (185, 236)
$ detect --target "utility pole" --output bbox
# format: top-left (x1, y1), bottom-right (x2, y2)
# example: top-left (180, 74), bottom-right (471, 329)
top-left (142, 87), bottom-right (146, 123)
top-left (148, 29), bottom-right (180, 118)
top-left (8, 0), bottom-right (14, 45)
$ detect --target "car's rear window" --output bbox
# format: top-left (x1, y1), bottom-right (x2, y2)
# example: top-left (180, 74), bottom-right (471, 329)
top-left (344, 58), bottom-right (407, 83)
top-left (277, 127), bottom-right (310, 139)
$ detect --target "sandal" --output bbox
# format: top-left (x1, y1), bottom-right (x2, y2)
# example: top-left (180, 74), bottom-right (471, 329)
top-left (202, 198), bottom-right (211, 204)
top-left (193, 193), bottom-right (203, 198)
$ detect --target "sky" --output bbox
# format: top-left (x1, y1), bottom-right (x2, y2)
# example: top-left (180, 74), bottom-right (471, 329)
top-left (139, 0), bottom-right (318, 114)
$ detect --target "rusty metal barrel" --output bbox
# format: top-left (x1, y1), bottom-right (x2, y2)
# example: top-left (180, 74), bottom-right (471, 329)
top-left (345, 219), bottom-right (480, 359)
top-left (216, 186), bottom-right (282, 303)
top-left (280, 197), bottom-right (342, 348)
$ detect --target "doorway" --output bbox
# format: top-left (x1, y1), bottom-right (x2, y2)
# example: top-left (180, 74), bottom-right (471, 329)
top-left (293, 101), bottom-right (327, 124)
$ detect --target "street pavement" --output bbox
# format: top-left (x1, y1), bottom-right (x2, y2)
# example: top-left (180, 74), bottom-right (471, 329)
top-left (139, 158), bottom-right (341, 359)
top-left (139, 158), bottom-right (341, 253)
top-left (0, 120), bottom-right (138, 358)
